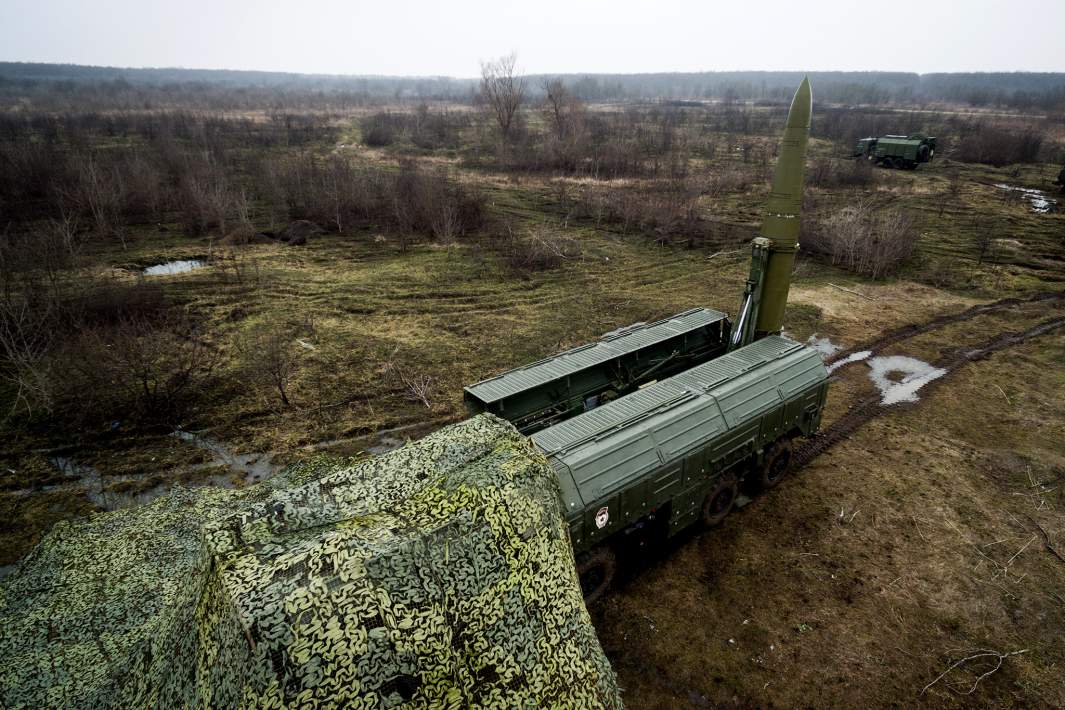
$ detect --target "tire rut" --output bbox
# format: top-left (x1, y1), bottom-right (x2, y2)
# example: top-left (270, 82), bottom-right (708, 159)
top-left (796, 313), bottom-right (1065, 468)
top-left (825, 290), bottom-right (1065, 368)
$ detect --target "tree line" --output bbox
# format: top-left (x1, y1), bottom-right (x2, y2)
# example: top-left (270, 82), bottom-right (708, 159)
top-left (3, 62), bottom-right (1064, 111)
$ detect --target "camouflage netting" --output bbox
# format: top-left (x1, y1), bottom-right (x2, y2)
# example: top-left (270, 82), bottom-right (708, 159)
top-left (0, 415), bottom-right (621, 708)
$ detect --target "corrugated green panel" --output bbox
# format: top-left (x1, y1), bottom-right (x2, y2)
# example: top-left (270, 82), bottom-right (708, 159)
top-left (465, 307), bottom-right (725, 404)
top-left (536, 337), bottom-right (828, 510)
top-left (649, 397), bottom-right (726, 460)
top-left (531, 380), bottom-right (693, 454)
top-left (772, 348), bottom-right (827, 397)
top-left (715, 373), bottom-right (783, 427)
top-left (569, 431), bottom-right (662, 500)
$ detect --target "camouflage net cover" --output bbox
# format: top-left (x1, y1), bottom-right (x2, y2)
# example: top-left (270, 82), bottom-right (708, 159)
top-left (0, 415), bottom-right (621, 708)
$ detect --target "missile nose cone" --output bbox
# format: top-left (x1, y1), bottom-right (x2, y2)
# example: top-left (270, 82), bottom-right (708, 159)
top-left (787, 76), bottom-right (812, 130)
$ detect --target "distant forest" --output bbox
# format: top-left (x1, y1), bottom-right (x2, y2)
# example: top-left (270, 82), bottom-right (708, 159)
top-left (1, 62), bottom-right (1064, 111)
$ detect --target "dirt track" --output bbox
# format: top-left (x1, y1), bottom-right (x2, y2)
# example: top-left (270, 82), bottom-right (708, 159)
top-left (824, 291), bottom-right (1065, 367)
top-left (797, 308), bottom-right (1065, 469)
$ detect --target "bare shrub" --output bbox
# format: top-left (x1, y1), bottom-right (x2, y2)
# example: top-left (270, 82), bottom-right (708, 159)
top-left (954, 124), bottom-right (1043, 166)
top-left (499, 223), bottom-right (580, 273)
top-left (211, 248), bottom-right (261, 286)
top-left (388, 163), bottom-right (485, 244)
top-left (236, 325), bottom-right (298, 408)
top-left (68, 155), bottom-right (125, 238)
top-left (360, 112), bottom-right (399, 147)
top-left (55, 314), bottom-right (216, 423)
top-left (358, 107), bottom-right (465, 150)
top-left (0, 297), bottom-right (59, 417)
top-left (383, 347), bottom-right (434, 409)
top-left (177, 161), bottom-right (234, 235)
top-left (804, 202), bottom-right (919, 279)
top-left (704, 166), bottom-right (754, 197)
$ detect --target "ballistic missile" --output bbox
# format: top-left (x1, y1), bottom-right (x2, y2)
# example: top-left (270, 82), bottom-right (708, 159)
top-left (754, 76), bottom-right (812, 338)
top-left (730, 77), bottom-right (812, 349)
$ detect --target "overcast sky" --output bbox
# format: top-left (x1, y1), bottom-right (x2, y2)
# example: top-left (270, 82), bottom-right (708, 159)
top-left (1, 0), bottom-right (1061, 77)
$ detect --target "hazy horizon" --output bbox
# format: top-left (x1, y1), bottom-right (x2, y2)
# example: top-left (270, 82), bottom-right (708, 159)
top-left (1, 0), bottom-right (1062, 77)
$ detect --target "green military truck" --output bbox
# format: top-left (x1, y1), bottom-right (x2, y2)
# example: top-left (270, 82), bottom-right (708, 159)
top-left (854, 133), bottom-right (936, 169)
top-left (531, 335), bottom-right (828, 601)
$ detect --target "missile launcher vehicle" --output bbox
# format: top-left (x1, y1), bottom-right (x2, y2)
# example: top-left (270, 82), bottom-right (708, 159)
top-left (854, 133), bottom-right (936, 169)
top-left (533, 335), bottom-right (827, 600)
top-left (466, 78), bottom-right (826, 602)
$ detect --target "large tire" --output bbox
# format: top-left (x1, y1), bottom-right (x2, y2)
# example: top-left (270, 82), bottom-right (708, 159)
top-left (576, 546), bottom-right (616, 605)
top-left (756, 438), bottom-right (794, 491)
top-left (701, 476), bottom-right (738, 527)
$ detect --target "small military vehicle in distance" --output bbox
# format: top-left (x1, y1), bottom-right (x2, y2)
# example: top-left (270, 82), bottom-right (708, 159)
top-left (854, 134), bottom-right (936, 169)
top-left (465, 78), bottom-right (827, 602)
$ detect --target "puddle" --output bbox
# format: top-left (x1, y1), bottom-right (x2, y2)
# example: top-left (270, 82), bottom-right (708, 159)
top-left (143, 259), bottom-right (205, 276)
top-left (866, 355), bottom-right (947, 406)
top-left (50, 456), bottom-right (107, 508)
top-left (23, 424), bottom-right (425, 516)
top-left (806, 334), bottom-right (842, 359)
top-left (366, 435), bottom-right (406, 456)
top-left (173, 430), bottom-right (279, 485)
top-left (43, 457), bottom-right (174, 510)
top-left (994, 184), bottom-right (1056, 214)
top-left (25, 433), bottom-right (280, 513)
top-left (827, 350), bottom-right (872, 374)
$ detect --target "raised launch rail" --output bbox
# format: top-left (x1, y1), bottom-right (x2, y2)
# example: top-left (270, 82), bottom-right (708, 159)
top-left (464, 307), bottom-right (730, 434)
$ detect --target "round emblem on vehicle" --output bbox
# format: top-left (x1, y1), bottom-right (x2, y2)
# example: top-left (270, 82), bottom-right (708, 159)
top-left (595, 506), bottom-right (610, 529)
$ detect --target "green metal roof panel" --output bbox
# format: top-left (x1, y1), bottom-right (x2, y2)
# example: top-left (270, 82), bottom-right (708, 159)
top-left (532, 336), bottom-right (803, 455)
top-left (531, 380), bottom-right (694, 454)
top-left (773, 348), bottom-right (828, 397)
top-left (533, 337), bottom-right (828, 504)
top-left (716, 372), bottom-right (782, 428)
top-left (464, 307), bottom-right (726, 405)
top-left (569, 432), bottom-right (661, 500)
top-left (648, 396), bottom-right (727, 461)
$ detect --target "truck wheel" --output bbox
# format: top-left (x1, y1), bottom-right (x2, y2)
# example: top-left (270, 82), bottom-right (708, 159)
top-left (576, 546), bottom-right (616, 605)
top-left (757, 439), bottom-right (794, 491)
top-left (701, 476), bottom-right (738, 526)
top-left (889, 158), bottom-right (901, 169)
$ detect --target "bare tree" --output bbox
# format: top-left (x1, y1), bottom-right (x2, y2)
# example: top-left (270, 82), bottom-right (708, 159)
top-left (480, 53), bottom-right (526, 143)
top-left (237, 326), bottom-right (298, 408)
top-left (383, 346), bottom-right (434, 409)
top-left (541, 78), bottom-right (571, 141)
